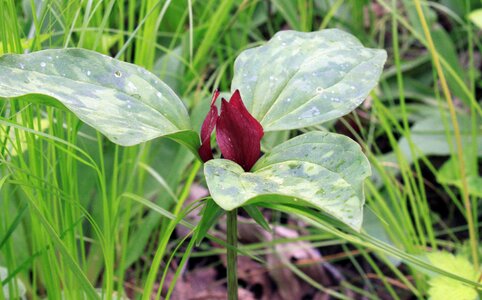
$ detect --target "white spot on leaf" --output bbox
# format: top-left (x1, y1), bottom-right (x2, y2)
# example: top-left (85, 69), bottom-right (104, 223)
top-left (299, 107), bottom-right (321, 119)
top-left (126, 81), bottom-right (137, 93)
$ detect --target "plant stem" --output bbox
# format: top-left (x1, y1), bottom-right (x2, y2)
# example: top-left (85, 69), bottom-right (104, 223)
top-left (226, 209), bottom-right (238, 300)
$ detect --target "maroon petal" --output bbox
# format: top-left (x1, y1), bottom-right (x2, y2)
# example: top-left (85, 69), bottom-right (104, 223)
top-left (198, 90), bottom-right (220, 162)
top-left (229, 90), bottom-right (263, 135)
top-left (216, 92), bottom-right (264, 171)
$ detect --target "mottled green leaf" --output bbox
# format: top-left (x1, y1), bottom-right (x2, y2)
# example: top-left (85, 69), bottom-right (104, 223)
top-left (204, 131), bottom-right (370, 230)
top-left (231, 29), bottom-right (386, 131)
top-left (0, 49), bottom-right (198, 151)
top-left (254, 131), bottom-right (370, 201)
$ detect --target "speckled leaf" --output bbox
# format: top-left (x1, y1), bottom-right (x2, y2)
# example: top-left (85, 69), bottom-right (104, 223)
top-left (231, 29), bottom-right (386, 131)
top-left (204, 131), bottom-right (371, 230)
top-left (254, 131), bottom-right (370, 199)
top-left (0, 49), bottom-right (198, 150)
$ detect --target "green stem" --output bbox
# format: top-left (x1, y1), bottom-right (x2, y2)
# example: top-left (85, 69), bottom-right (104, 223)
top-left (226, 209), bottom-right (238, 300)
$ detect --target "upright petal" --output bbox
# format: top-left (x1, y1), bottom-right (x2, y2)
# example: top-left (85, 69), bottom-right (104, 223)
top-left (216, 93), bottom-right (264, 171)
top-left (198, 90), bottom-right (220, 162)
top-left (229, 90), bottom-right (263, 135)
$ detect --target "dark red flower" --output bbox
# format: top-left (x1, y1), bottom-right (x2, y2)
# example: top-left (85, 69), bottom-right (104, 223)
top-left (198, 89), bottom-right (264, 171)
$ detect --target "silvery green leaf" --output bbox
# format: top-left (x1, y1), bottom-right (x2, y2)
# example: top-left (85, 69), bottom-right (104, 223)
top-left (254, 131), bottom-right (370, 201)
top-left (0, 49), bottom-right (198, 151)
top-left (231, 29), bottom-right (386, 131)
top-left (204, 131), bottom-right (371, 230)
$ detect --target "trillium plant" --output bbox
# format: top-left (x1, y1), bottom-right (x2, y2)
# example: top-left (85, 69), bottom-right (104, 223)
top-left (0, 29), bottom-right (386, 299)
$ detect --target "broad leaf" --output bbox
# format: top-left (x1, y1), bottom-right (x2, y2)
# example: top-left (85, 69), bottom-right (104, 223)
top-left (382, 113), bottom-right (482, 160)
top-left (426, 252), bottom-right (479, 300)
top-left (469, 9), bottom-right (482, 29)
top-left (437, 148), bottom-right (482, 197)
top-left (231, 29), bottom-right (386, 131)
top-left (204, 131), bottom-right (371, 230)
top-left (254, 131), bottom-right (370, 201)
top-left (375, 112), bottom-right (482, 185)
top-left (362, 209), bottom-right (402, 266)
top-left (0, 49), bottom-right (199, 152)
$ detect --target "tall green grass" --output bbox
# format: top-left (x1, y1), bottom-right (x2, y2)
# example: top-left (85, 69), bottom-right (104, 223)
top-left (0, 0), bottom-right (480, 299)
